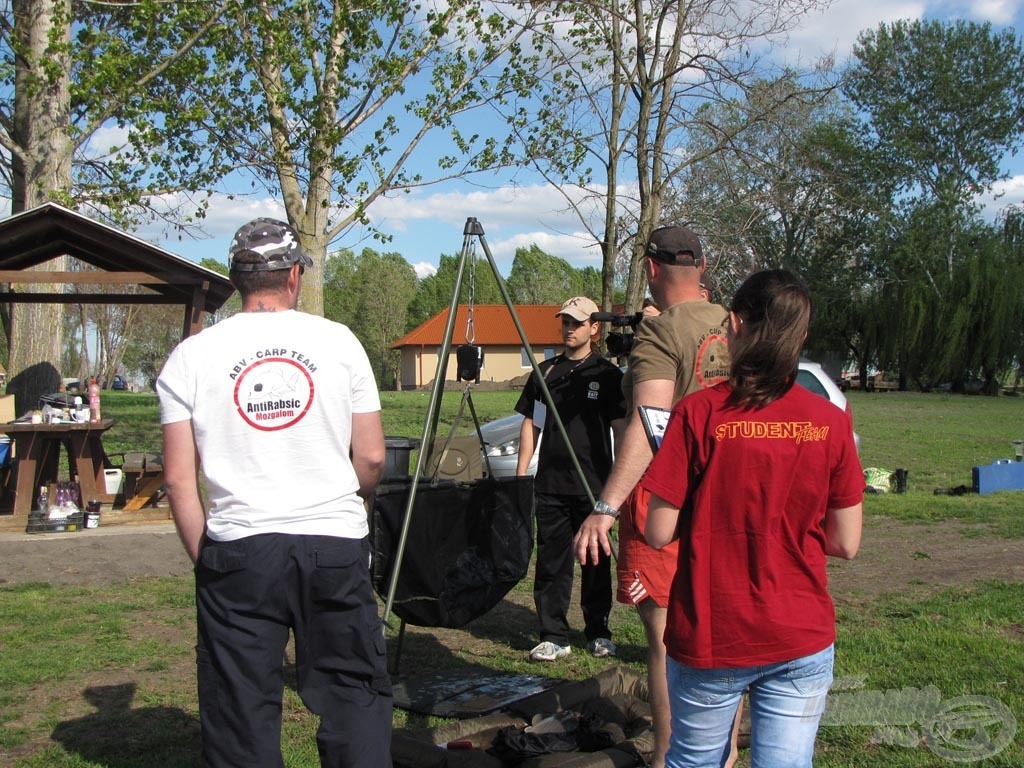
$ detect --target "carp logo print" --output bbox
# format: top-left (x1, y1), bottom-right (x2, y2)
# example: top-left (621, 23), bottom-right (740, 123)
top-left (234, 357), bottom-right (314, 431)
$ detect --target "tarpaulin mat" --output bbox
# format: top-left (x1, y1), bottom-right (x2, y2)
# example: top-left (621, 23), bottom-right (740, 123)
top-left (392, 665), bottom-right (654, 768)
top-left (394, 670), bottom-right (563, 718)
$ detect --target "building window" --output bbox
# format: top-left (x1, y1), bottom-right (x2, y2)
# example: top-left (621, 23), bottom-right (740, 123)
top-left (522, 347), bottom-right (557, 367)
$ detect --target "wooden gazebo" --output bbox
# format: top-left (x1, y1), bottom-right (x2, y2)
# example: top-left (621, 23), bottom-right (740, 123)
top-left (0, 202), bottom-right (234, 339)
top-left (0, 203), bottom-right (236, 531)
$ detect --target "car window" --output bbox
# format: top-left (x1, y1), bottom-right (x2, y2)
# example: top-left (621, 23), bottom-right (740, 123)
top-left (796, 368), bottom-right (827, 398)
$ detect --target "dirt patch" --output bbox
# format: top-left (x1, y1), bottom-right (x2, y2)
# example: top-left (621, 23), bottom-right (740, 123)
top-left (1, 517), bottom-right (1019, 598)
top-left (0, 523), bottom-right (191, 587)
top-left (826, 517), bottom-right (1024, 602)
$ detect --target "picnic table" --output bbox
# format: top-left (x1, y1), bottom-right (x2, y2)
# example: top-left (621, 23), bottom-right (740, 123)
top-left (0, 418), bottom-right (116, 516)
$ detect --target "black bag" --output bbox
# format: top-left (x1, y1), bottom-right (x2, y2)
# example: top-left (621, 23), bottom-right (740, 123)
top-left (371, 475), bottom-right (534, 628)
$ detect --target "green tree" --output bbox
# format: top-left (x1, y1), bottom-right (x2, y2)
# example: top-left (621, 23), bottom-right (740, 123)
top-left (0, 0), bottom-right (225, 395)
top-left (506, 244), bottom-right (601, 304)
top-left (844, 19), bottom-right (1024, 277)
top-left (514, 1), bottom-right (833, 314)
top-left (323, 249), bottom-right (360, 328)
top-left (330, 249), bottom-right (417, 390)
top-left (674, 79), bottom-right (885, 376)
top-left (178, 0), bottom-right (550, 317)
top-left (407, 252), bottom-right (505, 329)
top-left (119, 306), bottom-right (181, 391)
top-left (843, 19), bottom-right (1024, 389)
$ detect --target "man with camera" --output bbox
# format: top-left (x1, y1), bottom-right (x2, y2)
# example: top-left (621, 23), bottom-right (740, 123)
top-left (515, 296), bottom-right (626, 662)
top-left (574, 226), bottom-right (730, 767)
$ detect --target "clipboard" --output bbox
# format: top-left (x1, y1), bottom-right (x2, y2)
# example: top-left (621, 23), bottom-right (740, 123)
top-left (638, 405), bottom-right (671, 452)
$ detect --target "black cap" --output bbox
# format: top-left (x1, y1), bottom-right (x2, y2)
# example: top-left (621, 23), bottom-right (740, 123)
top-left (645, 226), bottom-right (703, 267)
top-left (228, 218), bottom-right (313, 272)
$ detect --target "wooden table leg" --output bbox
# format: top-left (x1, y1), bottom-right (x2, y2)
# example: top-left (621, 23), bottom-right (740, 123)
top-left (68, 432), bottom-right (114, 504)
top-left (12, 433), bottom-right (42, 517)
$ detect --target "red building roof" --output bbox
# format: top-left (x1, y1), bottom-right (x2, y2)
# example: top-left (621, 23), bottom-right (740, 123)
top-left (391, 305), bottom-right (565, 348)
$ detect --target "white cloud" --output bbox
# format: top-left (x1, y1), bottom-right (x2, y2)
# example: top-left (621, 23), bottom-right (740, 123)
top-left (84, 123), bottom-right (132, 159)
top-left (959, 0), bottom-right (1023, 24)
top-left (980, 174), bottom-right (1024, 218)
top-left (412, 261), bottom-right (437, 279)
top-left (360, 182), bottom-right (611, 268)
top-left (785, 0), bottom-right (926, 64)
top-left (133, 192), bottom-right (285, 262)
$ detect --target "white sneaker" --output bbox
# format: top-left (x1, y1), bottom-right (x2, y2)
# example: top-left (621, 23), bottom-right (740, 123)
top-left (529, 641), bottom-right (571, 662)
top-left (587, 638), bottom-right (616, 658)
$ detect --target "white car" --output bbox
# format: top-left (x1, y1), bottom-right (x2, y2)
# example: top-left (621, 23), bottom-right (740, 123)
top-left (795, 359), bottom-right (862, 453)
top-left (481, 359), bottom-right (860, 478)
top-left (479, 414), bottom-right (537, 477)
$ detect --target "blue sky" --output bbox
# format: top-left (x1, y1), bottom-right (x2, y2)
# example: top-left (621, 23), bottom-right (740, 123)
top-left (142, 0), bottom-right (1024, 279)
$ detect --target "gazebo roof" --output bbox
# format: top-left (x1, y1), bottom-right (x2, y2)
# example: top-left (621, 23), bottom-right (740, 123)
top-left (0, 202), bottom-right (234, 334)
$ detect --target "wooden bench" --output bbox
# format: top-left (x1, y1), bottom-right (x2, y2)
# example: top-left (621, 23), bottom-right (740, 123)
top-left (119, 452), bottom-right (165, 511)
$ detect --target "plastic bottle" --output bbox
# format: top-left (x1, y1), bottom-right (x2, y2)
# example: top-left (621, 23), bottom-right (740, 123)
top-left (88, 378), bottom-right (101, 423)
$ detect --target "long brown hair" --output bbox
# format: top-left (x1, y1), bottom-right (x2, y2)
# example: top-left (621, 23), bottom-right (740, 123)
top-left (727, 269), bottom-right (811, 409)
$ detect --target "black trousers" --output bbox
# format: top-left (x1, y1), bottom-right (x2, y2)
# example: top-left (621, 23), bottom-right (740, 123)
top-left (533, 492), bottom-right (612, 646)
top-left (194, 534), bottom-right (392, 768)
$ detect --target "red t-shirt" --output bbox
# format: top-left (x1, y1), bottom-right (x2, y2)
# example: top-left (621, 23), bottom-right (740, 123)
top-left (641, 382), bottom-right (863, 669)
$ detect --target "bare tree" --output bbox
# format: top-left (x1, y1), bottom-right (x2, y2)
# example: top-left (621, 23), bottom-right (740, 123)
top-left (514, 0), bottom-right (833, 311)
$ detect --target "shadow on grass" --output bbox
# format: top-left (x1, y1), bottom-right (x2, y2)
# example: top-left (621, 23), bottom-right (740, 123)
top-left (50, 682), bottom-right (199, 768)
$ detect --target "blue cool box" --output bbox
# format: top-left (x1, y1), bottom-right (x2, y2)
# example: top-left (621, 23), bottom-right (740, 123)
top-left (972, 460), bottom-right (1024, 494)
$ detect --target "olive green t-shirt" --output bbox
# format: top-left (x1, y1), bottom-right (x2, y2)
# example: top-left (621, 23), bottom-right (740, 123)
top-left (622, 300), bottom-right (731, 412)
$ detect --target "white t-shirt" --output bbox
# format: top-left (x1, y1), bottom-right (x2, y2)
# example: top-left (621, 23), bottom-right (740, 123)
top-left (157, 310), bottom-right (381, 542)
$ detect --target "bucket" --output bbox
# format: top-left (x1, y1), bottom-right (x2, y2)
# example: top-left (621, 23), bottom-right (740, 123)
top-left (383, 436), bottom-right (421, 480)
top-left (0, 435), bottom-right (10, 466)
top-left (104, 468), bottom-right (123, 495)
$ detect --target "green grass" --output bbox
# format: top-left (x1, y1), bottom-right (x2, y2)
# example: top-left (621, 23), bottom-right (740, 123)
top-left (4, 388), bottom-right (1021, 766)
top-left (818, 582), bottom-right (1024, 767)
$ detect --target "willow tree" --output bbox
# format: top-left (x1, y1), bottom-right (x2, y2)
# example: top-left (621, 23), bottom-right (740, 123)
top-left (176, 0), bottom-right (550, 316)
top-left (0, 0), bottom-right (226, 405)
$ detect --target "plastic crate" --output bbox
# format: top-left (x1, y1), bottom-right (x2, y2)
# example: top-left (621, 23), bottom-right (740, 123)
top-left (26, 511), bottom-right (84, 534)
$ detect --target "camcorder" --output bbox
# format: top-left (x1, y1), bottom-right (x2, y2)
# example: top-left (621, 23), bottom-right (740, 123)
top-left (591, 311), bottom-right (643, 357)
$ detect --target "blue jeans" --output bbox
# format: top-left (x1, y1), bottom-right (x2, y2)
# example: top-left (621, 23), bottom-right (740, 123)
top-left (666, 645), bottom-right (834, 768)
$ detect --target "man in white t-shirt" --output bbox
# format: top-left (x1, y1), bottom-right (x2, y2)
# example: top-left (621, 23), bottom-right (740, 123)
top-left (157, 218), bottom-right (392, 768)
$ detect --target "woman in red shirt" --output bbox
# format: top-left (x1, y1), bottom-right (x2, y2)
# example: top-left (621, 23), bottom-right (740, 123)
top-left (643, 269), bottom-right (863, 768)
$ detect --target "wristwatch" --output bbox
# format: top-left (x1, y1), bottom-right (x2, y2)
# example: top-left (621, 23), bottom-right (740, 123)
top-left (593, 499), bottom-right (620, 518)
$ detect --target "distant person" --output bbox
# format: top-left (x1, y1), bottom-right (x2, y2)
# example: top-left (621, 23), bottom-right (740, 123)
top-left (515, 296), bottom-right (626, 661)
top-left (575, 225), bottom-right (730, 768)
top-left (157, 218), bottom-right (392, 768)
top-left (644, 269), bottom-right (863, 768)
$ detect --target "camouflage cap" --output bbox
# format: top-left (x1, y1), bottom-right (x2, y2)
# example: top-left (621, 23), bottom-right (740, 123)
top-left (228, 218), bottom-right (313, 272)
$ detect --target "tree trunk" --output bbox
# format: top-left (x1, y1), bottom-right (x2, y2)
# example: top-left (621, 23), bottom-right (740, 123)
top-left (7, 0), bottom-right (73, 414)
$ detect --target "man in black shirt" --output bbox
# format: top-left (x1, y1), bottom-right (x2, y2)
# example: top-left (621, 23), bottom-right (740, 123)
top-left (515, 296), bottom-right (626, 661)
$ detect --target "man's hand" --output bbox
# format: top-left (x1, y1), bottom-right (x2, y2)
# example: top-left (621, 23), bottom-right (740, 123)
top-left (574, 512), bottom-right (617, 565)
